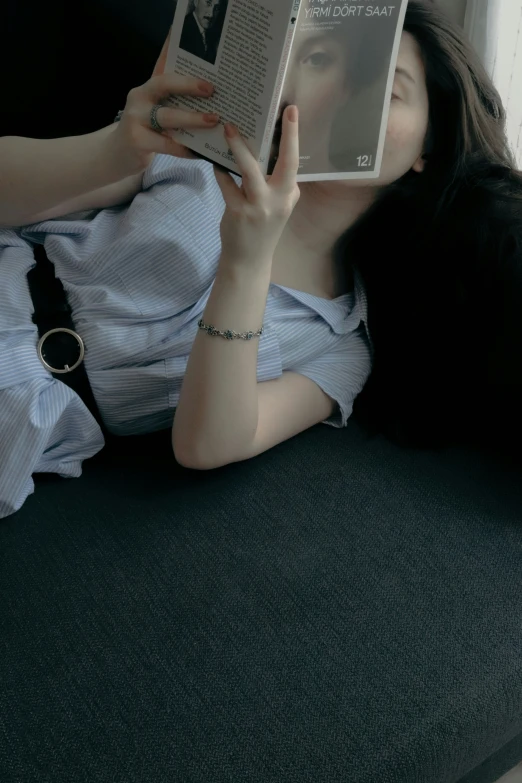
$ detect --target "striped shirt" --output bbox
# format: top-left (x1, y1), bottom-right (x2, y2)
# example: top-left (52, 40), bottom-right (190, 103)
top-left (0, 155), bottom-right (372, 518)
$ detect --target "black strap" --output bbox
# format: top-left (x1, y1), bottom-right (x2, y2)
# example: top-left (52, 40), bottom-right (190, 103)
top-left (27, 245), bottom-right (105, 430)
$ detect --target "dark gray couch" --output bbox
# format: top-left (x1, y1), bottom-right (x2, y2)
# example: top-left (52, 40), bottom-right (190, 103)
top-left (2, 1), bottom-right (522, 781)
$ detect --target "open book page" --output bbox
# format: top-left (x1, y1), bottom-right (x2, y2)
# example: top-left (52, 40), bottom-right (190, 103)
top-left (164, 0), bottom-right (299, 174)
top-left (268, 0), bottom-right (409, 181)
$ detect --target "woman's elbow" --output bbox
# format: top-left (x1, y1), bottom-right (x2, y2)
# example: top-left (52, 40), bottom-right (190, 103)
top-left (172, 440), bottom-right (231, 471)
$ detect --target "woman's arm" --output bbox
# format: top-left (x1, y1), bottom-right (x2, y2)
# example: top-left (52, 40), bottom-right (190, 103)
top-left (0, 126), bottom-right (141, 226)
top-left (0, 72), bottom-right (219, 227)
top-left (173, 107), bottom-right (335, 468)
top-left (173, 257), bottom-right (272, 469)
top-left (173, 260), bottom-right (334, 470)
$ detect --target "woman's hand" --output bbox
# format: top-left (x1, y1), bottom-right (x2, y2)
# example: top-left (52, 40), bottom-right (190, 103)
top-left (213, 105), bottom-right (300, 267)
top-left (104, 72), bottom-right (220, 180)
top-left (103, 27), bottom-right (219, 178)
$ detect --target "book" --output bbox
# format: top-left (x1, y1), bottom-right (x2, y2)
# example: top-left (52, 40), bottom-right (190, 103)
top-left (164, 0), bottom-right (409, 181)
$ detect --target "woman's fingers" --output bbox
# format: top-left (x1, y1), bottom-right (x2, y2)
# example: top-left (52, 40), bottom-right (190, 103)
top-left (224, 124), bottom-right (266, 202)
top-left (270, 106), bottom-right (300, 190)
top-left (153, 106), bottom-right (220, 133)
top-left (215, 114), bottom-right (299, 266)
top-left (107, 67), bottom-right (219, 176)
top-left (144, 73), bottom-right (215, 102)
top-left (120, 79), bottom-right (219, 158)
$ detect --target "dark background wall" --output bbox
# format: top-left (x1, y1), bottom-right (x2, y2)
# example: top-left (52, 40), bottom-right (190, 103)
top-left (2, 0), bottom-right (174, 139)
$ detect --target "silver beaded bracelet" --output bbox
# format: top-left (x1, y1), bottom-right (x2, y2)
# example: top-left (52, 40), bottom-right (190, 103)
top-left (197, 319), bottom-right (264, 341)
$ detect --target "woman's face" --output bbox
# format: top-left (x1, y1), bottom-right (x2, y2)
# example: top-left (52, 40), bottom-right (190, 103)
top-left (373, 31), bottom-right (430, 186)
top-left (273, 22), bottom-right (350, 168)
top-left (310, 31), bottom-right (430, 189)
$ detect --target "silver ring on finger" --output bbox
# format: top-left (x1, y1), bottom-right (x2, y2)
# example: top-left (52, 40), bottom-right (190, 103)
top-left (150, 104), bottom-right (164, 133)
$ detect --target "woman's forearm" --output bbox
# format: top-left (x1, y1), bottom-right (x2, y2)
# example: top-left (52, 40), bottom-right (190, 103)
top-left (173, 256), bottom-right (272, 469)
top-left (0, 125), bottom-right (124, 226)
top-left (173, 104), bottom-right (299, 468)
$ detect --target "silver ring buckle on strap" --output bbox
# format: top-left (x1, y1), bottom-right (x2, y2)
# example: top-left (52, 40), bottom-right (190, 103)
top-left (37, 328), bottom-right (85, 374)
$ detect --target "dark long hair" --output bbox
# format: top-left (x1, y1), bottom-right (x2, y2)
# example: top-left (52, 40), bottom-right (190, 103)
top-left (345, 0), bottom-right (522, 455)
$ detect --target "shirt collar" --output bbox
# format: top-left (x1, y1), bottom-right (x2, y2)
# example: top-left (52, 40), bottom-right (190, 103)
top-left (270, 266), bottom-right (373, 349)
top-left (353, 266), bottom-right (374, 355)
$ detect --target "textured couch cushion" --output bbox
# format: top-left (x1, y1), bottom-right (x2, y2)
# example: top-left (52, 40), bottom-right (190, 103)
top-left (1, 422), bottom-right (522, 782)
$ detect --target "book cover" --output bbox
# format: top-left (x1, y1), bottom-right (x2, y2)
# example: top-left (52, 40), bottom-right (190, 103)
top-left (270, 0), bottom-right (409, 180)
top-left (164, 0), bottom-right (408, 181)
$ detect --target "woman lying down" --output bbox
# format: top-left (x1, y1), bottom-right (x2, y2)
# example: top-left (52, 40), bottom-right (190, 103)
top-left (1, 0), bottom-right (521, 518)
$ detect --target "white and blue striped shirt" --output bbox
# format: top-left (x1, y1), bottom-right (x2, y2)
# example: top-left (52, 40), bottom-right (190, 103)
top-left (0, 156), bottom-right (372, 518)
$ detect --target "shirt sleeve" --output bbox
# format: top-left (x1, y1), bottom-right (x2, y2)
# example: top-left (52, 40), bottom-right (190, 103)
top-left (0, 229), bottom-right (105, 519)
top-left (291, 325), bottom-right (373, 428)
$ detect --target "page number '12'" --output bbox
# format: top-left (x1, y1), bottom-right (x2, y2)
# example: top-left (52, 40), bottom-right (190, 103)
top-left (357, 155), bottom-right (373, 168)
